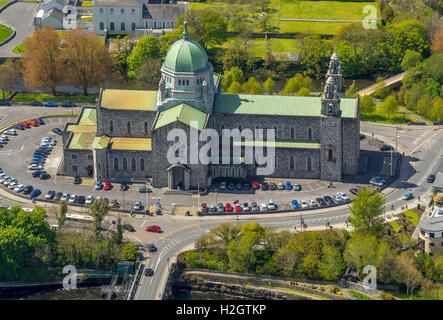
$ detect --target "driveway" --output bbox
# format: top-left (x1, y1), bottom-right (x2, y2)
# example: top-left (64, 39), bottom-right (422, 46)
top-left (0, 1), bottom-right (39, 57)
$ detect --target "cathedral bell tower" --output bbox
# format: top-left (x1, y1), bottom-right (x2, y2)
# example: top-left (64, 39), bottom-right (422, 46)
top-left (320, 76), bottom-right (343, 181)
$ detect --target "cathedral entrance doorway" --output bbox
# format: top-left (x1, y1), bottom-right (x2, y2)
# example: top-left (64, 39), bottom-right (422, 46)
top-left (166, 164), bottom-right (191, 190)
top-left (86, 165), bottom-right (93, 177)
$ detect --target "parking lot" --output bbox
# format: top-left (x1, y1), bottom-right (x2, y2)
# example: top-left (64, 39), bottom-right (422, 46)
top-left (0, 108), bottom-right (390, 216)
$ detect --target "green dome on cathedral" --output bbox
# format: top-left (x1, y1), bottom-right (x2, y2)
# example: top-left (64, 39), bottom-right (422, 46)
top-left (163, 22), bottom-right (209, 73)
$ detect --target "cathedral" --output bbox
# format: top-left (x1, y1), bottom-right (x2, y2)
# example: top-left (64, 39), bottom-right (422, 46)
top-left (62, 23), bottom-right (360, 190)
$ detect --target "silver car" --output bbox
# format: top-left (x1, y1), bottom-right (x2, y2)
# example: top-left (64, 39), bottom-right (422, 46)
top-left (85, 195), bottom-right (94, 205)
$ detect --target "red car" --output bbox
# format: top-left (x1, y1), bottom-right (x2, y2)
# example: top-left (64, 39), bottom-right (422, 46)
top-left (21, 122), bottom-right (30, 128)
top-left (146, 225), bottom-right (161, 233)
top-left (225, 203), bottom-right (233, 212)
top-left (28, 120), bottom-right (39, 127)
top-left (252, 181), bottom-right (260, 190)
top-left (201, 203), bottom-right (208, 212)
top-left (234, 203), bottom-right (242, 212)
top-left (103, 182), bottom-right (112, 190)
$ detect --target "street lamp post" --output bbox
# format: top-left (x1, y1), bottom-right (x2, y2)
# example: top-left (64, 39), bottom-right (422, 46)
top-left (145, 179), bottom-right (149, 214)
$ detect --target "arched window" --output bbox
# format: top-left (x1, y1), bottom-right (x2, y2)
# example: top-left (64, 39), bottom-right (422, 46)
top-left (289, 156), bottom-right (295, 170)
top-left (178, 79), bottom-right (181, 85)
top-left (123, 158), bottom-right (127, 170)
top-left (109, 120), bottom-right (113, 133)
top-left (290, 127), bottom-right (295, 140)
top-left (132, 159), bottom-right (136, 171)
top-left (99, 8), bottom-right (104, 14)
top-left (110, 22), bottom-right (114, 31)
top-left (114, 158), bottom-right (118, 170)
top-left (127, 121), bottom-right (131, 135)
top-left (121, 23), bottom-right (125, 31)
top-left (132, 23), bottom-right (136, 32)
top-left (307, 156), bottom-right (312, 171)
top-left (140, 159), bottom-right (145, 171)
top-left (144, 122), bottom-right (148, 136)
top-left (110, 8), bottom-right (114, 14)
top-left (308, 127), bottom-right (312, 140)
top-left (131, 9), bottom-right (135, 15)
top-left (120, 9), bottom-right (124, 14)
top-left (99, 22), bottom-right (104, 30)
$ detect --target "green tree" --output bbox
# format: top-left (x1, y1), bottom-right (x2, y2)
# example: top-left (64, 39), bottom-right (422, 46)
top-left (132, 57), bottom-right (162, 90)
top-left (429, 96), bottom-right (443, 122)
top-left (380, 95), bottom-right (399, 119)
top-left (227, 81), bottom-right (243, 94)
top-left (319, 246), bottom-right (345, 281)
top-left (296, 87), bottom-right (311, 96)
top-left (360, 95), bottom-right (376, 114)
top-left (345, 80), bottom-right (358, 98)
top-left (335, 40), bottom-right (364, 78)
top-left (113, 215), bottom-right (123, 245)
top-left (374, 77), bottom-right (391, 99)
top-left (415, 251), bottom-right (437, 281)
top-left (110, 35), bottom-right (135, 76)
top-left (222, 38), bottom-right (254, 72)
top-left (263, 77), bottom-right (276, 95)
top-left (393, 252), bottom-right (424, 296)
top-left (222, 67), bottom-right (244, 92)
top-left (416, 94), bottom-right (433, 117)
top-left (90, 198), bottom-right (110, 239)
top-left (242, 77), bottom-right (262, 94)
top-left (0, 59), bottom-right (20, 100)
top-left (299, 35), bottom-right (332, 79)
top-left (348, 188), bottom-right (386, 238)
top-left (344, 233), bottom-right (380, 274)
top-left (381, 5), bottom-right (395, 24)
top-left (180, 8), bottom-right (228, 49)
top-left (281, 74), bottom-right (303, 96)
top-left (401, 50), bottom-right (423, 71)
top-left (52, 200), bottom-right (67, 231)
top-left (126, 35), bottom-right (161, 78)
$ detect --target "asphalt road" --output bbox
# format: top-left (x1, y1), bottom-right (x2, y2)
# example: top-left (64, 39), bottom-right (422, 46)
top-left (0, 2), bottom-right (38, 57)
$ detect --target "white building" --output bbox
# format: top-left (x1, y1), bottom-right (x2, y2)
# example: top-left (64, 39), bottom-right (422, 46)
top-left (92, 0), bottom-right (188, 35)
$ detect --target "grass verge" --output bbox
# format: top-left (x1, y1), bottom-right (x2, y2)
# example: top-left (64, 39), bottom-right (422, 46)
top-left (13, 93), bottom-right (98, 103)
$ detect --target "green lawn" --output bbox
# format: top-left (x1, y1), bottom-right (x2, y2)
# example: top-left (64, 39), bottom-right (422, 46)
top-left (13, 93), bottom-right (98, 103)
top-left (398, 106), bottom-right (433, 123)
top-left (361, 105), bottom-right (416, 124)
top-left (0, 24), bottom-right (13, 43)
top-left (80, 16), bottom-right (93, 21)
top-left (12, 43), bottom-right (24, 54)
top-left (78, 0), bottom-right (92, 6)
top-left (0, 0), bottom-right (11, 7)
top-left (403, 209), bottom-right (419, 226)
top-left (348, 290), bottom-right (373, 300)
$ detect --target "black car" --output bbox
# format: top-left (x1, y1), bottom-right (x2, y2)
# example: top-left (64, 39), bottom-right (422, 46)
top-left (0, 100), bottom-right (11, 106)
top-left (53, 128), bottom-right (62, 135)
top-left (427, 175), bottom-right (436, 183)
top-left (349, 188), bottom-right (359, 195)
top-left (139, 186), bottom-right (152, 193)
top-left (316, 197), bottom-right (326, 206)
top-left (236, 183), bottom-right (243, 190)
top-left (120, 183), bottom-right (129, 191)
top-left (74, 195), bottom-right (86, 204)
top-left (32, 171), bottom-right (42, 178)
top-left (379, 145), bottom-right (393, 151)
top-left (147, 244), bottom-right (157, 252)
top-left (122, 224), bottom-right (135, 232)
top-left (53, 192), bottom-right (63, 200)
top-left (261, 182), bottom-right (269, 191)
top-left (269, 183), bottom-right (276, 190)
top-left (243, 183), bottom-right (251, 190)
top-left (23, 185), bottom-right (33, 194)
top-left (144, 268), bottom-right (154, 277)
top-left (62, 102), bottom-right (76, 108)
top-left (29, 189), bottom-right (41, 198)
top-left (40, 172), bottom-right (51, 180)
top-left (29, 101), bottom-right (43, 106)
top-left (74, 176), bottom-right (82, 184)
top-left (323, 195), bottom-right (334, 205)
top-left (13, 124), bottom-right (25, 130)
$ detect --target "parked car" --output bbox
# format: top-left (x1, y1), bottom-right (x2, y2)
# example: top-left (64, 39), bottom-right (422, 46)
top-left (268, 199), bottom-right (276, 210)
top-left (402, 191), bottom-right (414, 200)
top-left (293, 183), bottom-right (301, 191)
top-left (269, 183), bottom-right (277, 190)
top-left (261, 182), bottom-right (269, 191)
top-left (316, 197), bottom-right (326, 206)
top-left (14, 184), bottom-right (24, 192)
top-left (277, 182), bottom-right (285, 190)
top-left (217, 203), bottom-right (225, 212)
top-left (0, 99), bottom-right (11, 106)
top-left (45, 190), bottom-right (56, 200)
top-left (60, 193), bottom-right (70, 201)
top-left (133, 201), bottom-right (142, 210)
top-left (4, 129), bottom-right (16, 135)
top-left (234, 203), bottom-right (242, 213)
top-left (75, 195), bottom-right (86, 204)
top-left (35, 118), bottom-right (45, 125)
top-left (349, 187), bottom-right (359, 195)
top-left (21, 122), bottom-right (30, 128)
top-left (219, 181), bottom-right (226, 190)
top-left (285, 181), bottom-right (292, 190)
top-left (370, 176), bottom-right (386, 187)
top-left (332, 195), bottom-right (344, 203)
top-left (53, 192), bottom-right (63, 200)
top-left (29, 101), bottom-right (43, 106)
top-left (95, 181), bottom-right (103, 190)
top-left (23, 185), bottom-right (33, 195)
top-left (43, 101), bottom-right (58, 107)
top-left (427, 175), bottom-right (436, 183)
top-left (228, 182), bottom-right (235, 190)
top-left (62, 102), bottom-right (76, 108)
top-left (122, 224), bottom-right (135, 232)
top-left (29, 189), bottom-right (41, 198)
top-left (379, 144), bottom-right (393, 151)
top-left (40, 172), bottom-right (50, 180)
top-left (243, 183), bottom-right (251, 190)
top-left (337, 192), bottom-right (350, 201)
top-left (209, 205), bottom-right (216, 212)
top-left (85, 195), bottom-right (94, 205)
top-left (68, 194), bottom-right (77, 203)
top-left (110, 199), bottom-right (120, 208)
top-left (260, 203), bottom-right (268, 211)
top-left (139, 186), bottom-right (152, 193)
top-left (103, 182), bottom-right (112, 190)
top-left (53, 128), bottom-right (62, 135)
top-left (201, 203), bottom-right (208, 213)
top-left (28, 163), bottom-right (43, 170)
top-left (252, 182), bottom-right (260, 190)
top-left (120, 183), bottom-right (129, 191)
top-left (236, 182), bottom-right (243, 190)
top-left (13, 124), bottom-right (25, 130)
top-left (242, 202), bottom-right (250, 212)
top-left (225, 203), bottom-right (233, 212)
top-left (251, 202), bottom-right (259, 211)
top-left (300, 200), bottom-right (308, 208)
top-left (309, 199), bottom-right (317, 207)
top-left (74, 176), bottom-right (82, 185)
top-left (291, 200), bottom-right (300, 209)
top-left (146, 225), bottom-right (161, 233)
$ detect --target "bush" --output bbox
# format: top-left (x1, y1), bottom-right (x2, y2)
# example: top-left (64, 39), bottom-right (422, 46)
top-left (328, 285), bottom-right (340, 294)
top-left (381, 292), bottom-right (394, 300)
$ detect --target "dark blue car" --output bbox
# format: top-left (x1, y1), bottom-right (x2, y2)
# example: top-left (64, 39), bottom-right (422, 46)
top-left (285, 181), bottom-right (292, 190)
top-left (291, 200), bottom-right (300, 209)
top-left (35, 118), bottom-right (45, 125)
top-left (43, 101), bottom-right (58, 107)
top-left (29, 189), bottom-right (41, 198)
